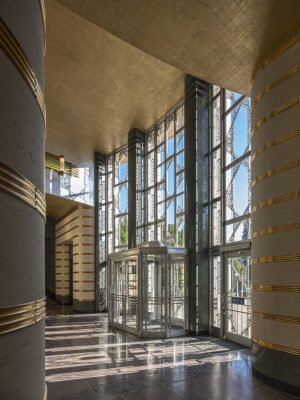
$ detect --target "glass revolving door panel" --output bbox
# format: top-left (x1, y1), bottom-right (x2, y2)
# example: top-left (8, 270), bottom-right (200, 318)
top-left (112, 260), bottom-right (124, 325)
top-left (170, 256), bottom-right (185, 329)
top-left (109, 244), bottom-right (187, 338)
top-left (110, 257), bottom-right (138, 334)
top-left (125, 258), bottom-right (138, 330)
top-left (225, 255), bottom-right (251, 346)
top-left (142, 254), bottom-right (166, 336)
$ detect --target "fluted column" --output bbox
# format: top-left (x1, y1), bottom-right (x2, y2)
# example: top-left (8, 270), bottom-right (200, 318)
top-left (55, 207), bottom-right (95, 312)
top-left (0, 1), bottom-right (46, 399)
top-left (55, 245), bottom-right (70, 304)
top-left (72, 208), bottom-right (95, 312)
top-left (251, 32), bottom-right (300, 395)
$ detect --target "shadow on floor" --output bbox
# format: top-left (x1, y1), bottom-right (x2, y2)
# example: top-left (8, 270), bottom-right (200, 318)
top-left (45, 300), bottom-right (298, 400)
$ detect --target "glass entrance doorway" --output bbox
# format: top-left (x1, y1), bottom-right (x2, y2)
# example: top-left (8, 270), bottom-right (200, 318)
top-left (111, 256), bottom-right (138, 333)
top-left (108, 243), bottom-right (187, 338)
top-left (224, 254), bottom-right (251, 346)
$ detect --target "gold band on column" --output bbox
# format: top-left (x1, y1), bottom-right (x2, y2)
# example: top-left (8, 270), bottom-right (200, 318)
top-left (252, 191), bottom-right (300, 213)
top-left (0, 298), bottom-right (46, 335)
top-left (252, 128), bottom-right (300, 162)
top-left (252, 65), bottom-right (300, 110)
top-left (253, 222), bottom-right (300, 239)
top-left (252, 97), bottom-right (300, 137)
top-left (252, 33), bottom-right (300, 82)
top-left (253, 310), bottom-right (300, 324)
top-left (253, 254), bottom-right (300, 263)
top-left (253, 336), bottom-right (300, 356)
top-left (0, 161), bottom-right (46, 219)
top-left (0, 18), bottom-right (46, 123)
top-left (253, 285), bottom-right (300, 292)
top-left (252, 160), bottom-right (300, 187)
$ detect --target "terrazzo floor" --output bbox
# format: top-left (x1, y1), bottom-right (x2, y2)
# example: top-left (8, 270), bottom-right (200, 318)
top-left (45, 301), bottom-right (298, 400)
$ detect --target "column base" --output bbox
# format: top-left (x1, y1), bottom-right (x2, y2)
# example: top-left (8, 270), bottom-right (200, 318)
top-left (56, 294), bottom-right (70, 305)
top-left (73, 300), bottom-right (95, 313)
top-left (252, 342), bottom-right (300, 396)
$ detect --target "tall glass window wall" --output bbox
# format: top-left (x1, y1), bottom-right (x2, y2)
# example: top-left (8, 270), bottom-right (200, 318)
top-left (107, 147), bottom-right (129, 253)
top-left (145, 103), bottom-right (185, 247)
top-left (96, 91), bottom-right (252, 342)
top-left (209, 87), bottom-right (252, 345)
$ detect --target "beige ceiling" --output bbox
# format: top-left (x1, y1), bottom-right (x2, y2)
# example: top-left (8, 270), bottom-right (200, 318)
top-left (45, 0), bottom-right (185, 155)
top-left (57, 0), bottom-right (300, 95)
top-left (46, 0), bottom-right (300, 157)
top-left (46, 193), bottom-right (93, 222)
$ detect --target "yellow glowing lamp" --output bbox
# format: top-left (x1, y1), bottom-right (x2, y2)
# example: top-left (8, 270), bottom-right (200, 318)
top-left (59, 154), bottom-right (65, 174)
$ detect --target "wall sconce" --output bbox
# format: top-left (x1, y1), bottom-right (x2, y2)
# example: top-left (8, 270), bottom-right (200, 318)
top-left (59, 154), bottom-right (65, 174)
top-left (45, 152), bottom-right (78, 176)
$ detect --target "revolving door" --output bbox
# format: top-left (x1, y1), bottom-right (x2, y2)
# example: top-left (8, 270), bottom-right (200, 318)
top-left (108, 243), bottom-right (188, 338)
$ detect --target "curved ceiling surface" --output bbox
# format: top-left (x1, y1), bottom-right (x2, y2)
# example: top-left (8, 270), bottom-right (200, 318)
top-left (46, 0), bottom-right (185, 154)
top-left (57, 0), bottom-right (300, 94)
top-left (46, 0), bottom-right (300, 156)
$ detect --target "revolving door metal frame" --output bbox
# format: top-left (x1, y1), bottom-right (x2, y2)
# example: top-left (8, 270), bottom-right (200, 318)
top-left (108, 245), bottom-right (188, 338)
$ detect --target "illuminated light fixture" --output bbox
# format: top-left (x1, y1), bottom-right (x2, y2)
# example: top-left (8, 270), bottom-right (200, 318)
top-left (59, 154), bottom-right (65, 174)
top-left (45, 152), bottom-right (79, 177)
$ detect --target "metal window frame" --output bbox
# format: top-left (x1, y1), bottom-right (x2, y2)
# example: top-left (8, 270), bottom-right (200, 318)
top-left (208, 86), bottom-right (252, 338)
top-left (144, 101), bottom-right (185, 247)
top-left (106, 147), bottom-right (129, 253)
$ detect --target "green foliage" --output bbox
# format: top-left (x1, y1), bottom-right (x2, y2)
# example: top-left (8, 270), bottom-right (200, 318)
top-left (167, 223), bottom-right (184, 247)
top-left (178, 230), bottom-right (184, 247)
top-left (233, 258), bottom-right (247, 279)
top-left (120, 219), bottom-right (127, 245)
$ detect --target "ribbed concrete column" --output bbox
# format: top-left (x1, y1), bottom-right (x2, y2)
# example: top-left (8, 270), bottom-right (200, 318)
top-left (55, 245), bottom-right (70, 304)
top-left (73, 208), bottom-right (95, 312)
top-left (251, 33), bottom-right (300, 395)
top-left (0, 2), bottom-right (46, 400)
top-left (55, 207), bottom-right (95, 312)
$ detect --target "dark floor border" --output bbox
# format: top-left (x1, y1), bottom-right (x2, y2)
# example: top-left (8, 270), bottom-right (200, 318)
top-left (189, 329), bottom-right (209, 335)
top-left (56, 294), bottom-right (70, 305)
top-left (73, 300), bottom-right (96, 313)
top-left (253, 367), bottom-right (300, 397)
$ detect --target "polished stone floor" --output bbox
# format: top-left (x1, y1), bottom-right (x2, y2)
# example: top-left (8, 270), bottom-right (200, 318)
top-left (46, 301), bottom-right (298, 400)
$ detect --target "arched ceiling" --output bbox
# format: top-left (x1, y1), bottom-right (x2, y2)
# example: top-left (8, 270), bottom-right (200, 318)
top-left (57, 0), bottom-right (300, 95)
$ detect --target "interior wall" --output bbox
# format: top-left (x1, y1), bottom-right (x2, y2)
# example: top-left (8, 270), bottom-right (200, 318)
top-left (55, 207), bottom-right (96, 312)
top-left (45, 219), bottom-right (56, 299)
top-left (55, 244), bottom-right (70, 304)
top-left (46, 127), bottom-right (94, 166)
top-left (46, 130), bottom-right (95, 205)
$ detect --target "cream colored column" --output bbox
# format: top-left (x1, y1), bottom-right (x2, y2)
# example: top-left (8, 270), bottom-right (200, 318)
top-left (73, 208), bottom-right (95, 312)
top-left (55, 245), bottom-right (70, 304)
top-left (55, 210), bottom-right (76, 304)
top-left (0, 1), bottom-right (46, 400)
top-left (55, 207), bottom-right (95, 312)
top-left (251, 33), bottom-right (300, 393)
